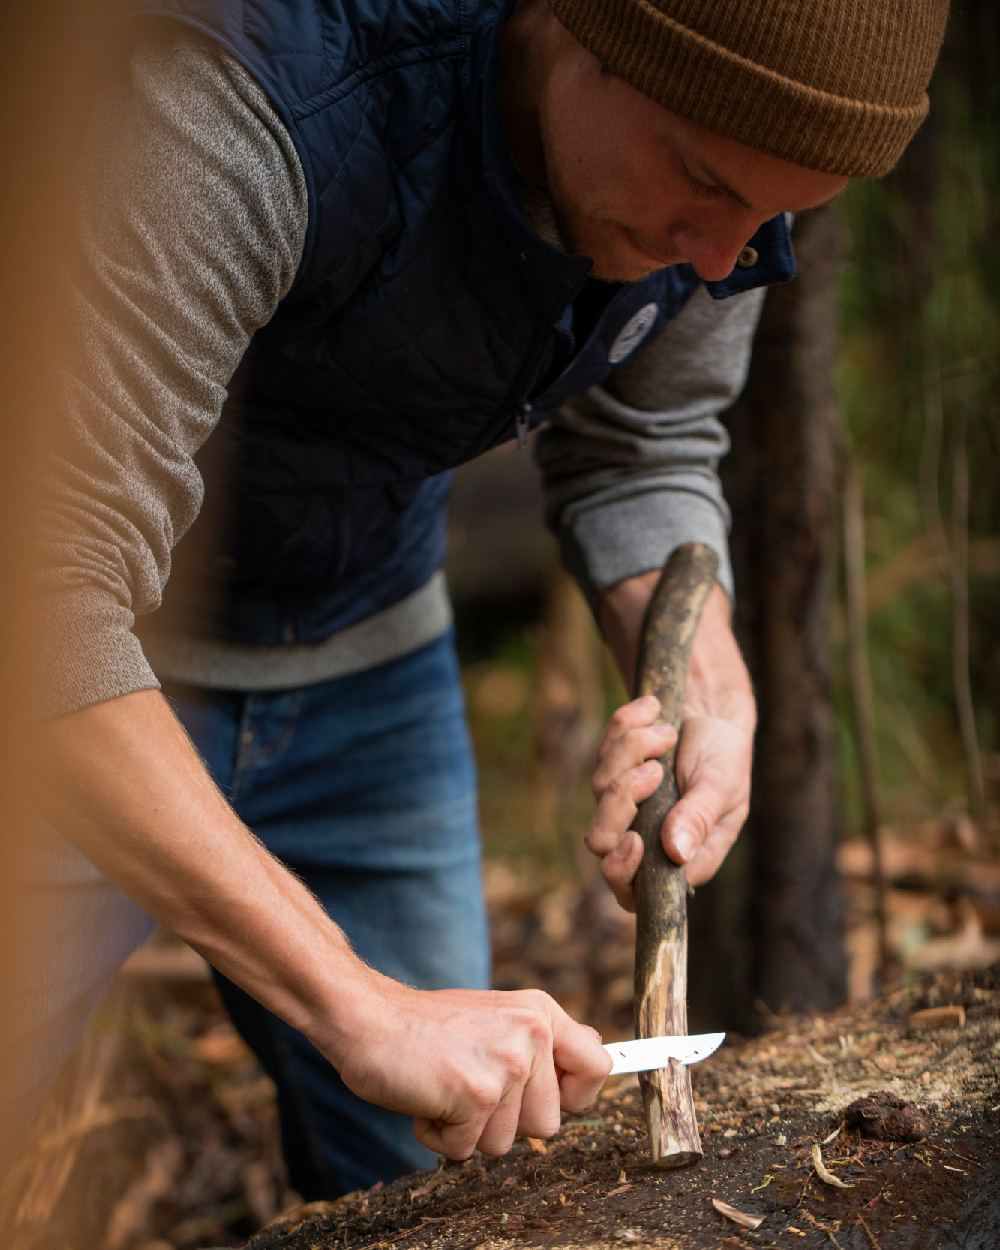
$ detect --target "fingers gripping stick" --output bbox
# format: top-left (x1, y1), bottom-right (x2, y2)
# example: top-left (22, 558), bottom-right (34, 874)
top-left (632, 542), bottom-right (718, 1167)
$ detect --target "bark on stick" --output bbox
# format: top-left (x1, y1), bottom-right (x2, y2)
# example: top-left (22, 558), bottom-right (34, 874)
top-left (632, 542), bottom-right (718, 1167)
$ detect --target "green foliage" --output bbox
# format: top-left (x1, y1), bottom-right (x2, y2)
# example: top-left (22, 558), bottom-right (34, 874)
top-left (836, 15), bottom-right (999, 829)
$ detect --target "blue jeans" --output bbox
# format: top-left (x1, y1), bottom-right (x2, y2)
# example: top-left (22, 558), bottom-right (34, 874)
top-left (11, 632), bottom-right (489, 1198)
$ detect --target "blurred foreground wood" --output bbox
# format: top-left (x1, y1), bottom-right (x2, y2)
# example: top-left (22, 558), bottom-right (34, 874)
top-left (244, 965), bottom-right (1000, 1250)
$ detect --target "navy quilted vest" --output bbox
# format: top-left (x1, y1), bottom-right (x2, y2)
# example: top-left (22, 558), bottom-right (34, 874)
top-left (130, 0), bottom-right (795, 644)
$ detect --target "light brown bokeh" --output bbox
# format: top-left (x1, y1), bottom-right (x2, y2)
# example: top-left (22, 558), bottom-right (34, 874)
top-left (0, 0), bottom-right (111, 1228)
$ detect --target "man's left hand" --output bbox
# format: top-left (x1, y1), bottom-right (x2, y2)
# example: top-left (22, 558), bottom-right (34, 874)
top-left (589, 573), bottom-right (756, 906)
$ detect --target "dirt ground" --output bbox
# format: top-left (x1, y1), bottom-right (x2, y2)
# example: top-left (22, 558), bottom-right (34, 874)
top-left (244, 966), bottom-right (1000, 1250)
top-left (4, 842), bottom-right (999, 1250)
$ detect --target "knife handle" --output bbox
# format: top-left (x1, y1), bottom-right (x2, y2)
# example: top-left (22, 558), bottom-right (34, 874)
top-left (631, 542), bottom-right (718, 1166)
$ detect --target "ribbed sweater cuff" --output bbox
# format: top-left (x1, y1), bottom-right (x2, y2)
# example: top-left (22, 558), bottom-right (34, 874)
top-left (557, 490), bottom-right (734, 613)
top-left (36, 593), bottom-right (160, 721)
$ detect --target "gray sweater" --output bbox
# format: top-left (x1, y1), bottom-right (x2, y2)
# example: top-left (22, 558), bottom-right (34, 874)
top-left (42, 29), bottom-right (763, 714)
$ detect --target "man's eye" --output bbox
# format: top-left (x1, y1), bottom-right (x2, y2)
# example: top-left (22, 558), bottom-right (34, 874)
top-left (685, 170), bottom-right (724, 200)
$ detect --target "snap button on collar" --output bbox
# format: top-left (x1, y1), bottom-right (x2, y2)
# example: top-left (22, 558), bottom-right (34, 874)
top-left (736, 245), bottom-right (759, 269)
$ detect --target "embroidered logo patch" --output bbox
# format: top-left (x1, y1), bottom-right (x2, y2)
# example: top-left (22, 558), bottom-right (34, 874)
top-left (608, 302), bottom-right (658, 365)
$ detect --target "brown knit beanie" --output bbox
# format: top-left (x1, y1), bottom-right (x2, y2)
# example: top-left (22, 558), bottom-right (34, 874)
top-left (548, 0), bottom-right (950, 176)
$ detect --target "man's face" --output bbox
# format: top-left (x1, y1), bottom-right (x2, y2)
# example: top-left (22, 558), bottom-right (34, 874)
top-left (529, 33), bottom-right (848, 283)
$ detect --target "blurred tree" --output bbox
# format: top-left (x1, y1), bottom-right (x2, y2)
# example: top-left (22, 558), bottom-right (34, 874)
top-left (838, 2), bottom-right (999, 825)
top-left (688, 206), bottom-right (846, 1031)
top-left (692, 5), bottom-right (999, 1026)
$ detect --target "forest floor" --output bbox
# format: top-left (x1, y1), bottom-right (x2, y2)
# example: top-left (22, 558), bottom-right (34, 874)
top-left (5, 825), bottom-right (999, 1250)
top-left (245, 965), bottom-right (1000, 1250)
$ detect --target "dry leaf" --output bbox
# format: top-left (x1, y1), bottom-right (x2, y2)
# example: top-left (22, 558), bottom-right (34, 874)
top-left (711, 1197), bottom-right (764, 1230)
top-left (909, 1005), bottom-right (966, 1032)
top-left (811, 1142), bottom-right (854, 1189)
top-left (905, 904), bottom-right (1000, 973)
top-left (821, 1124), bottom-right (842, 1145)
top-left (191, 1027), bottom-right (248, 1066)
top-left (526, 1137), bottom-right (548, 1154)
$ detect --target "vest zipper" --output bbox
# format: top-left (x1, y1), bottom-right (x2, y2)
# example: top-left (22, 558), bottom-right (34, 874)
top-left (515, 403), bottom-right (532, 450)
top-left (501, 325), bottom-right (553, 452)
top-left (469, 326), bottom-right (553, 461)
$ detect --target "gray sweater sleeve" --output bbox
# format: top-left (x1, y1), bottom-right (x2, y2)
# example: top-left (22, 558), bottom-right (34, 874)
top-left (534, 284), bottom-right (765, 607)
top-left (41, 30), bottom-right (306, 717)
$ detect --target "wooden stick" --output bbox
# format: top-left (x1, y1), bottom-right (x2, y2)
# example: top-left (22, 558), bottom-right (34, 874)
top-left (632, 542), bottom-right (718, 1167)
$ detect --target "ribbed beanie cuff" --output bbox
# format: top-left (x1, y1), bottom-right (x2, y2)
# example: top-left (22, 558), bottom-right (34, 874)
top-left (549, 0), bottom-right (949, 177)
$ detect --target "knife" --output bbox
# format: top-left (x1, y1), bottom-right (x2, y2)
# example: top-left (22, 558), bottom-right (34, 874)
top-left (603, 1032), bottom-right (725, 1076)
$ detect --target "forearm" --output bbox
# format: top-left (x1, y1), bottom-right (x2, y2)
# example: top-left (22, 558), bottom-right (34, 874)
top-left (598, 572), bottom-right (754, 722)
top-left (37, 689), bottom-right (371, 1055)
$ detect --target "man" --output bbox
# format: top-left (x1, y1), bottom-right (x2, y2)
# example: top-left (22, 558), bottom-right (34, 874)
top-left (23, 0), bottom-right (946, 1201)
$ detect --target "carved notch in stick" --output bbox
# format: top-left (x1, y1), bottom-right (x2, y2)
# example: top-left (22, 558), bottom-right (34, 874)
top-left (632, 542), bottom-right (719, 1167)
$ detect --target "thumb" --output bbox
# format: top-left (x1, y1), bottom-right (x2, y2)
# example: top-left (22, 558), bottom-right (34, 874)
top-left (662, 782), bottom-right (723, 866)
top-left (552, 1016), bottom-right (612, 1112)
top-left (414, 1114), bottom-right (480, 1161)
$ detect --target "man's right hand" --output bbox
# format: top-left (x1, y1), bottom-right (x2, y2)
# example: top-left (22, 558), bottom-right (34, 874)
top-left (321, 976), bottom-right (612, 1160)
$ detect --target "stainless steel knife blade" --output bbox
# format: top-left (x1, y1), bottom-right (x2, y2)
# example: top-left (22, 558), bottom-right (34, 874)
top-left (603, 1032), bottom-right (725, 1075)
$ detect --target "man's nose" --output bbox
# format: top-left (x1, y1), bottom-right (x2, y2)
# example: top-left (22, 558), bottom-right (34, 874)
top-left (676, 221), bottom-right (757, 283)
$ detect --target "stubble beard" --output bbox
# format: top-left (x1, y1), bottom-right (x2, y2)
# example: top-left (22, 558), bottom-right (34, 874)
top-left (550, 200), bottom-right (640, 284)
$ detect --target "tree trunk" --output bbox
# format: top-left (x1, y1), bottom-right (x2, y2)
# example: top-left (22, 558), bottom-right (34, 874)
top-left (747, 205), bottom-right (847, 1014)
top-left (693, 206), bottom-right (847, 1027)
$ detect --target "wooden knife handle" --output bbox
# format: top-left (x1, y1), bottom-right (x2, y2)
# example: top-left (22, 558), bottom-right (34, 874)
top-left (632, 542), bottom-right (718, 1167)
